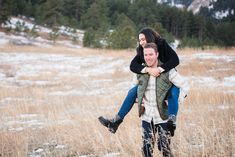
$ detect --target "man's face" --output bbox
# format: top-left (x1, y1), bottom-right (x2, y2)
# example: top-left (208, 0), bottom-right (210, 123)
top-left (139, 33), bottom-right (147, 47)
top-left (144, 48), bottom-right (158, 67)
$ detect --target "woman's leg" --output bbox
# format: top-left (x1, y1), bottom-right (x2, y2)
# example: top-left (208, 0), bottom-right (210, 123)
top-left (117, 85), bottom-right (138, 119)
top-left (167, 85), bottom-right (180, 116)
top-left (166, 85), bottom-right (180, 136)
top-left (98, 85), bottom-right (138, 133)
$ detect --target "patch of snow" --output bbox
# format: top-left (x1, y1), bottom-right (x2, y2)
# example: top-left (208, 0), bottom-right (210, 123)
top-left (223, 76), bottom-right (235, 87)
top-left (2, 114), bottom-right (46, 132)
top-left (3, 17), bottom-right (35, 30)
top-left (208, 4), bottom-right (213, 10)
top-left (0, 52), bottom-right (131, 97)
top-left (35, 148), bottom-right (44, 153)
top-left (57, 40), bottom-right (82, 49)
top-left (102, 152), bottom-right (121, 157)
top-left (0, 31), bottom-right (52, 46)
top-left (225, 90), bottom-right (235, 94)
top-left (186, 75), bottom-right (235, 88)
top-left (29, 142), bottom-right (67, 157)
top-left (191, 53), bottom-right (235, 62)
top-left (175, 4), bottom-right (185, 9)
top-left (0, 32), bottom-right (9, 44)
top-left (1, 16), bottom-right (84, 47)
top-left (79, 154), bottom-right (96, 157)
top-left (8, 127), bottom-right (24, 132)
top-left (214, 9), bottom-right (230, 19)
top-left (190, 76), bottom-right (218, 85)
top-left (217, 105), bottom-right (229, 110)
top-left (55, 145), bottom-right (66, 149)
top-left (185, 123), bottom-right (196, 127)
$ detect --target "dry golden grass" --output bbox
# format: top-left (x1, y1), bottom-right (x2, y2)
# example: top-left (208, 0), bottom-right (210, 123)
top-left (177, 47), bottom-right (235, 55)
top-left (0, 45), bottom-right (234, 157)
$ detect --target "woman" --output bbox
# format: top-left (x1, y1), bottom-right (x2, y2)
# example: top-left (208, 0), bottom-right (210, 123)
top-left (98, 27), bottom-right (180, 136)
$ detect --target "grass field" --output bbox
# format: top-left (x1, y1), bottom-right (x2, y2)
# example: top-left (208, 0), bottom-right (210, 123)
top-left (0, 45), bottom-right (234, 157)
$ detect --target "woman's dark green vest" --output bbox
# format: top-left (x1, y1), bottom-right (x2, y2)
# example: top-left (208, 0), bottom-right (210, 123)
top-left (137, 70), bottom-right (172, 120)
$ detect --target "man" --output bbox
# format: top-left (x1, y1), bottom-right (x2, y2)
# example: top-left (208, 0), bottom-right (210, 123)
top-left (138, 42), bottom-right (188, 157)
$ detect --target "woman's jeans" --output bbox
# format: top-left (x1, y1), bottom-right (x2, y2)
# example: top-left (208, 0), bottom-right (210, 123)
top-left (117, 84), bottom-right (179, 120)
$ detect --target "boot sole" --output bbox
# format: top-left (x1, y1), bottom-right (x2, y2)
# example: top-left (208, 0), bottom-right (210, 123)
top-left (98, 117), bottom-right (116, 134)
top-left (98, 117), bottom-right (110, 128)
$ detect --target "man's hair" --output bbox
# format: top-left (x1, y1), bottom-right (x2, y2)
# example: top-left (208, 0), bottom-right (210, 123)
top-left (143, 42), bottom-right (158, 53)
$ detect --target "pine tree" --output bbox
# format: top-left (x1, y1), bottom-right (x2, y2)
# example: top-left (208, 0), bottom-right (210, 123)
top-left (0, 0), bottom-right (13, 24)
top-left (62, 0), bottom-right (92, 22)
top-left (36, 0), bottom-right (64, 27)
top-left (108, 13), bottom-right (136, 49)
top-left (80, 0), bottom-right (110, 30)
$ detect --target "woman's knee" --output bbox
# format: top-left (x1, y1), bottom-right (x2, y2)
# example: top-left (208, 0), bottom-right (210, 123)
top-left (169, 85), bottom-right (180, 99)
top-left (128, 85), bottom-right (138, 97)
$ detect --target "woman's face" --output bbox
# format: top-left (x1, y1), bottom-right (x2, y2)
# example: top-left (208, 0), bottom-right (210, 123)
top-left (139, 33), bottom-right (147, 47)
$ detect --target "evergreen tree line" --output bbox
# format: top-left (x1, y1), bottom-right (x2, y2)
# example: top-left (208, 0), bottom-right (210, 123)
top-left (0, 0), bottom-right (234, 48)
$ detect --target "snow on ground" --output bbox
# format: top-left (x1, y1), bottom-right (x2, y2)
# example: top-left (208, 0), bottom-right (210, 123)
top-left (0, 32), bottom-right (9, 45)
top-left (180, 52), bottom-right (235, 62)
top-left (0, 51), bottom-right (234, 97)
top-left (3, 16), bottom-right (84, 37)
top-left (0, 31), bottom-right (82, 48)
top-left (0, 53), bottom-right (115, 75)
top-left (0, 51), bottom-right (132, 117)
top-left (188, 76), bottom-right (235, 88)
top-left (0, 43), bottom-right (233, 92)
top-left (0, 48), bottom-right (234, 96)
top-left (1, 16), bottom-right (84, 48)
top-left (214, 9), bottom-right (230, 20)
top-left (28, 141), bottom-right (67, 157)
top-left (179, 52), bottom-right (235, 89)
top-left (191, 52), bottom-right (235, 62)
top-left (4, 114), bottom-right (46, 131)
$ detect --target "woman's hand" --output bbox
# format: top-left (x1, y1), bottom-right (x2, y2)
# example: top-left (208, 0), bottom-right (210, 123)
top-left (146, 67), bottom-right (161, 77)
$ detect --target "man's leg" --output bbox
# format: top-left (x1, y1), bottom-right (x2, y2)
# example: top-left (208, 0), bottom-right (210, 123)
top-left (156, 123), bottom-right (173, 157)
top-left (98, 85), bottom-right (138, 133)
top-left (142, 121), bottom-right (154, 157)
top-left (167, 85), bottom-right (179, 136)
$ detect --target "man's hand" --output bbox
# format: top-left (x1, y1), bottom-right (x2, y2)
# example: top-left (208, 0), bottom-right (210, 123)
top-left (146, 67), bottom-right (161, 77)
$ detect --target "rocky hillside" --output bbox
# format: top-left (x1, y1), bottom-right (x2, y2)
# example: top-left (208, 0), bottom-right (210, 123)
top-left (187, 0), bottom-right (210, 14)
top-left (156, 0), bottom-right (210, 13)
top-left (157, 0), bottom-right (234, 21)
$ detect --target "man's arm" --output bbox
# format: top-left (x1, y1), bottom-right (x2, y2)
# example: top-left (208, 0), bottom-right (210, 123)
top-left (169, 69), bottom-right (189, 101)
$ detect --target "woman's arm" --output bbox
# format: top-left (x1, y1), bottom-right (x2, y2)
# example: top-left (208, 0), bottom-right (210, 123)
top-left (130, 55), bottom-right (161, 77)
top-left (130, 54), bottom-right (145, 74)
top-left (158, 39), bottom-right (179, 72)
top-left (130, 39), bottom-right (180, 74)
